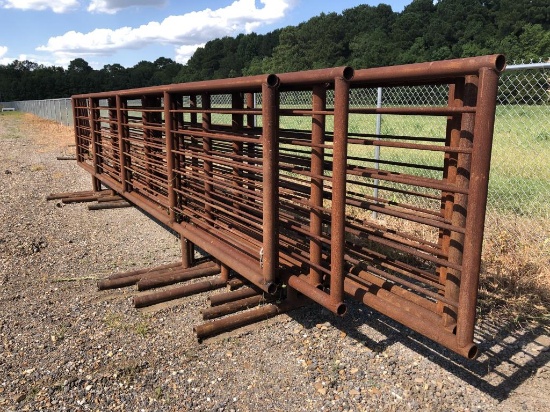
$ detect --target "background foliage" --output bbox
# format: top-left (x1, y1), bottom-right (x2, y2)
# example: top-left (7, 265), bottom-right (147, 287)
top-left (1, 0), bottom-right (548, 101)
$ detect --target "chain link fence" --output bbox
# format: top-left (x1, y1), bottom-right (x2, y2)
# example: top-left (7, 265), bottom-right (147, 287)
top-left (0, 98), bottom-right (72, 126)
top-left (2, 60), bottom-right (549, 251)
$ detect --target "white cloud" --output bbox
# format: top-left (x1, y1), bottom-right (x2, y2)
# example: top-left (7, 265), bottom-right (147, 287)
top-left (0, 0), bottom-right (79, 13)
top-left (37, 0), bottom-right (292, 62)
top-left (175, 43), bottom-right (205, 65)
top-left (0, 46), bottom-right (8, 58)
top-left (87, 0), bottom-right (167, 14)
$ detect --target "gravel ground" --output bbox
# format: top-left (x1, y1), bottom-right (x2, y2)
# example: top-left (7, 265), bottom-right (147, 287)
top-left (1, 112), bottom-right (549, 411)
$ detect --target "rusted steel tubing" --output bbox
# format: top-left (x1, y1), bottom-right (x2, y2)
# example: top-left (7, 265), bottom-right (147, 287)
top-left (345, 165), bottom-right (470, 195)
top-left (309, 85), bottom-right (326, 287)
top-left (348, 256), bottom-right (457, 308)
top-left (88, 98), bottom-right (100, 177)
top-left (329, 76), bottom-right (351, 307)
top-left (46, 190), bottom-right (100, 200)
top-left (201, 295), bottom-right (274, 320)
top-left (208, 286), bottom-right (262, 307)
top-left (71, 97), bottom-right (80, 157)
top-left (105, 261), bottom-right (183, 280)
top-left (246, 93), bottom-right (255, 128)
top-left (96, 195), bottom-right (123, 202)
top-left (351, 54), bottom-right (505, 86)
top-left (440, 79), bottom-right (470, 326)
top-left (136, 262), bottom-right (220, 291)
top-left (133, 277), bottom-right (227, 308)
top-left (350, 273), bottom-right (444, 326)
top-left (344, 276), bottom-right (477, 359)
top-left (202, 92), bottom-right (214, 222)
top-left (287, 275), bottom-right (346, 316)
top-left (181, 237), bottom-right (193, 269)
top-left (349, 265), bottom-right (438, 314)
top-left (194, 298), bottom-right (305, 343)
top-left (171, 108), bottom-right (259, 115)
top-left (98, 265), bottom-right (189, 290)
top-left (348, 106), bottom-right (476, 116)
top-left (277, 66), bottom-right (354, 87)
top-left (261, 79), bottom-right (280, 285)
top-left (72, 74), bottom-right (280, 99)
top-left (220, 264), bottom-right (230, 283)
top-left (61, 195), bottom-right (106, 204)
top-left (227, 278), bottom-right (248, 291)
top-left (345, 197), bottom-right (465, 235)
top-left (88, 201), bottom-right (131, 210)
top-left (347, 137), bottom-right (473, 153)
top-left (164, 91), bottom-right (177, 223)
top-left (456, 66), bottom-right (500, 348)
top-left (180, 222), bottom-right (276, 294)
top-left (345, 222), bottom-right (461, 272)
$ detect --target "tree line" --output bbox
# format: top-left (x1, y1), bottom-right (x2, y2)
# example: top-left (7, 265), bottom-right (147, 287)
top-left (1, 0), bottom-right (548, 101)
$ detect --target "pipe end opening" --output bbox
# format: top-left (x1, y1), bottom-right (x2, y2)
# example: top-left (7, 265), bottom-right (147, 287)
top-left (266, 282), bottom-right (278, 295)
top-left (266, 74), bottom-right (280, 88)
top-left (467, 345), bottom-right (479, 360)
top-left (495, 55), bottom-right (506, 72)
top-left (336, 303), bottom-right (347, 316)
top-left (342, 66), bottom-right (355, 81)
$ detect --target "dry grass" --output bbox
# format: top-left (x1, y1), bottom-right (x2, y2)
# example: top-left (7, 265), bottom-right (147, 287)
top-left (354, 211), bottom-right (550, 330)
top-left (479, 215), bottom-right (550, 328)
top-left (18, 113), bottom-right (74, 150)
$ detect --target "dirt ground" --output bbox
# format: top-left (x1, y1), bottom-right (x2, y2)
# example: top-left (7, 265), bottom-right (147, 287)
top-left (1, 112), bottom-right (549, 411)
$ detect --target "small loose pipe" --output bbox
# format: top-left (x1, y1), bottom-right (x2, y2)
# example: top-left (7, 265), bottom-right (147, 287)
top-left (134, 278), bottom-right (227, 308)
top-left (96, 195), bottom-right (123, 202)
top-left (46, 190), bottom-right (99, 200)
top-left (136, 262), bottom-right (220, 291)
top-left (227, 278), bottom-right (248, 291)
top-left (98, 265), bottom-right (189, 290)
top-left (201, 295), bottom-right (274, 320)
top-left (88, 201), bottom-right (131, 210)
top-left (194, 298), bottom-right (306, 343)
top-left (208, 286), bottom-right (262, 307)
top-left (287, 275), bottom-right (346, 316)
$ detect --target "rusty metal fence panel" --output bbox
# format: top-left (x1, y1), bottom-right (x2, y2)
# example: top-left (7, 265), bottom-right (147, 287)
top-left (70, 55), bottom-right (505, 358)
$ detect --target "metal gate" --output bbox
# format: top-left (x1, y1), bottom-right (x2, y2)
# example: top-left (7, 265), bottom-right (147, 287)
top-left (65, 54), bottom-right (504, 359)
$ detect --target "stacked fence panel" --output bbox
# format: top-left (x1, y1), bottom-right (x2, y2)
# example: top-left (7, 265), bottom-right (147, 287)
top-left (72, 55), bottom-right (505, 358)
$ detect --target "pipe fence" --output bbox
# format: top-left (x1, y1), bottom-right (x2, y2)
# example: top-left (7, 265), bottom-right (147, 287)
top-left (66, 55), bottom-right (504, 358)
top-left (2, 57), bottom-right (548, 357)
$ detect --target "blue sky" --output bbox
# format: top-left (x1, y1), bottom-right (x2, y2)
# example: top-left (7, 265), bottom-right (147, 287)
top-left (0, 1), bottom-right (410, 69)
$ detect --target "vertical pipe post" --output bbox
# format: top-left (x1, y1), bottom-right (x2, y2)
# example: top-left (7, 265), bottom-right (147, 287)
top-left (164, 91), bottom-right (176, 223)
top-left (232, 92), bottom-right (244, 213)
top-left (373, 86), bottom-right (382, 219)
top-left (88, 97), bottom-right (101, 192)
top-left (261, 78), bottom-right (280, 286)
top-left (245, 93), bottom-right (256, 201)
top-left (201, 93), bottom-right (213, 222)
top-left (309, 85), bottom-right (327, 287)
top-left (71, 98), bottom-right (80, 161)
top-left (330, 76), bottom-right (351, 310)
top-left (438, 80), bottom-right (467, 328)
top-left (116, 96), bottom-right (128, 192)
top-left (108, 97), bottom-right (120, 178)
top-left (456, 67), bottom-right (500, 349)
